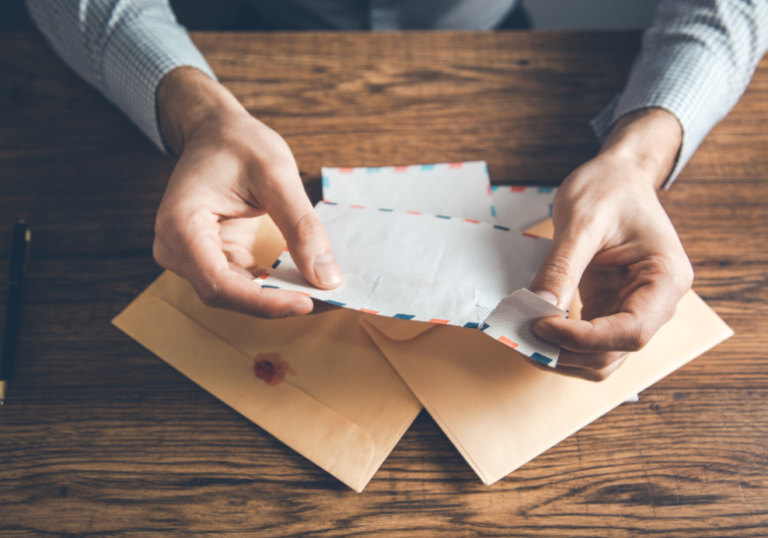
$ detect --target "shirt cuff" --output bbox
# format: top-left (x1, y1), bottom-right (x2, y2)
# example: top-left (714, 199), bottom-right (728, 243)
top-left (591, 43), bottom-right (733, 189)
top-left (101, 12), bottom-right (216, 154)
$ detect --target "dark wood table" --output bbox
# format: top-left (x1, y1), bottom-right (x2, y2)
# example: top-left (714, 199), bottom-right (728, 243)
top-left (1, 31), bottom-right (767, 537)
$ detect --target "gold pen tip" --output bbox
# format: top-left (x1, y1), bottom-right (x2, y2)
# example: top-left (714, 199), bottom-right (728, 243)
top-left (0, 380), bottom-right (6, 404)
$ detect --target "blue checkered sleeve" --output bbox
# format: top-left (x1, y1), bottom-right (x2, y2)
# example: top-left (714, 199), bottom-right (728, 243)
top-left (26, 0), bottom-right (216, 153)
top-left (592, 0), bottom-right (768, 188)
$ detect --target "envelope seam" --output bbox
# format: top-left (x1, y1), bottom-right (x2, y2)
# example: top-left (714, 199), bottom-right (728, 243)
top-left (359, 318), bottom-right (491, 485)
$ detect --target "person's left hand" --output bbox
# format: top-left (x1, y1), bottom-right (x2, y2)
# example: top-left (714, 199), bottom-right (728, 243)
top-left (528, 108), bottom-right (694, 381)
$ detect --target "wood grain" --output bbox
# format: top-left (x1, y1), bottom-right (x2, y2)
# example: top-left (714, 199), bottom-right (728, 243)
top-left (1, 31), bottom-right (767, 536)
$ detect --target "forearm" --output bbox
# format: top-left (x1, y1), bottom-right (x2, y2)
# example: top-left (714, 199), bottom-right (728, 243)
top-left (598, 108), bottom-right (682, 191)
top-left (592, 0), bottom-right (768, 187)
top-left (157, 66), bottom-right (244, 157)
top-left (27, 0), bottom-right (216, 152)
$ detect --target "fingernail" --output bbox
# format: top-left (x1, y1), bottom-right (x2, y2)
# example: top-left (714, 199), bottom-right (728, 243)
top-left (286, 300), bottom-right (312, 317)
top-left (532, 289), bottom-right (559, 307)
top-left (532, 321), bottom-right (562, 345)
top-left (313, 253), bottom-right (342, 287)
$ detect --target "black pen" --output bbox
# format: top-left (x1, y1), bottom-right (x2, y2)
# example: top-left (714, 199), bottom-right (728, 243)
top-left (1, 221), bottom-right (31, 405)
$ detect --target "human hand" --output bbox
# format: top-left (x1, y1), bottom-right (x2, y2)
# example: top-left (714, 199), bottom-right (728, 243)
top-left (529, 109), bottom-right (693, 381)
top-left (152, 67), bottom-right (343, 318)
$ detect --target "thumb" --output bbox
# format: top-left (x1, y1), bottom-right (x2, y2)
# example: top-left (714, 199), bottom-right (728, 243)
top-left (529, 229), bottom-right (598, 310)
top-left (268, 191), bottom-right (343, 290)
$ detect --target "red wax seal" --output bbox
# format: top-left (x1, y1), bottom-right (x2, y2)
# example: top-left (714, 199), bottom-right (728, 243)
top-left (253, 353), bottom-right (296, 386)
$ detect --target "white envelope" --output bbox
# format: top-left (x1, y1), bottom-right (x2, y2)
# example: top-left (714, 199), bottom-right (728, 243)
top-left (322, 161), bottom-right (495, 223)
top-left (492, 185), bottom-right (557, 231)
top-left (261, 202), bottom-right (567, 364)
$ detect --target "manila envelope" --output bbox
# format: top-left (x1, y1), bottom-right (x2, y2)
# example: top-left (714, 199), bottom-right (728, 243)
top-left (359, 218), bottom-right (734, 486)
top-left (112, 216), bottom-right (422, 493)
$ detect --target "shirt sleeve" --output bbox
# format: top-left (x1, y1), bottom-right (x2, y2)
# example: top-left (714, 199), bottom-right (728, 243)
top-left (26, 0), bottom-right (217, 153)
top-left (591, 0), bottom-right (768, 188)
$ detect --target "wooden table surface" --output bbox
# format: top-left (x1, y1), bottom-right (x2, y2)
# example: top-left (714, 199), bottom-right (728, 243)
top-left (1, 31), bottom-right (767, 537)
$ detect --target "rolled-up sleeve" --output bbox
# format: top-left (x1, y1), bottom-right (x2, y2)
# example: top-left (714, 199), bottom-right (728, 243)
top-left (26, 0), bottom-right (217, 152)
top-left (591, 0), bottom-right (768, 188)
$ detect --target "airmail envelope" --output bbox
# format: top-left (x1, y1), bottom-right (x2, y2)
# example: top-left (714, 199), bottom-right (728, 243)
top-left (322, 161), bottom-right (495, 223)
top-left (263, 202), bottom-right (567, 365)
top-left (491, 185), bottom-right (557, 231)
top-left (113, 217), bottom-right (422, 493)
top-left (358, 220), bottom-right (734, 486)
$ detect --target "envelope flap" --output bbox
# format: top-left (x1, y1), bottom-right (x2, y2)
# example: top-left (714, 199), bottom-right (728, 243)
top-left (113, 293), bottom-right (375, 493)
top-left (359, 317), bottom-right (495, 484)
top-left (362, 315), bottom-right (438, 341)
top-left (524, 218), bottom-right (554, 240)
top-left (363, 289), bottom-right (733, 487)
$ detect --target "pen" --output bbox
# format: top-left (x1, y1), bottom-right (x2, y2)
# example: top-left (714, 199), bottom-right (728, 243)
top-left (0, 221), bottom-right (31, 405)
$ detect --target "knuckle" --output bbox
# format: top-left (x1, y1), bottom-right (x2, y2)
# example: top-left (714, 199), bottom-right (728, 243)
top-left (154, 214), bottom-right (170, 240)
top-left (538, 255), bottom-right (577, 286)
top-left (655, 252), bottom-right (694, 294)
top-left (625, 323), bottom-right (651, 352)
top-left (589, 369), bottom-right (611, 383)
top-left (567, 322), bottom-right (599, 353)
top-left (293, 211), bottom-right (328, 248)
top-left (248, 132), bottom-right (298, 177)
top-left (567, 210), bottom-right (599, 233)
top-left (264, 153), bottom-right (299, 177)
top-left (154, 202), bottom-right (188, 234)
top-left (590, 354), bottom-right (615, 371)
top-left (678, 257), bottom-right (695, 290)
top-left (195, 280), bottom-right (222, 308)
top-left (153, 210), bottom-right (188, 250)
top-left (151, 239), bottom-right (166, 267)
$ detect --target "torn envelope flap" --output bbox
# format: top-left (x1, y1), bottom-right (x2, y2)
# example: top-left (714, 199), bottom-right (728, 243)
top-left (482, 289), bottom-right (566, 367)
top-left (260, 202), bottom-right (552, 326)
top-left (361, 288), bottom-right (567, 369)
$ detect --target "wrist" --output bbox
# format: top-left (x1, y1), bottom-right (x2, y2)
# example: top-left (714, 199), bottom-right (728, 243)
top-left (598, 108), bottom-right (683, 190)
top-left (157, 66), bottom-right (245, 156)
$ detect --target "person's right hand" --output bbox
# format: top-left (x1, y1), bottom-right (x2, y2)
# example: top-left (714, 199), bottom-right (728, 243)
top-left (528, 108), bottom-right (692, 381)
top-left (152, 67), bottom-right (343, 318)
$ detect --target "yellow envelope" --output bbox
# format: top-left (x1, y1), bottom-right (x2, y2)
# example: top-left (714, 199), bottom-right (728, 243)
top-left (359, 219), bottom-right (734, 485)
top-left (112, 217), bottom-right (422, 493)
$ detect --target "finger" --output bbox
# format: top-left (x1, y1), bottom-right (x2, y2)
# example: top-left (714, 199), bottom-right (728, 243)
top-left (221, 243), bottom-right (260, 275)
top-left (262, 179), bottom-right (343, 290)
top-left (156, 213), bottom-right (313, 318)
top-left (556, 349), bottom-right (628, 371)
top-left (533, 267), bottom-right (684, 353)
top-left (158, 232), bottom-right (264, 280)
top-left (153, 235), bottom-right (182, 275)
top-left (196, 268), bottom-right (315, 318)
top-left (219, 217), bottom-right (263, 271)
top-left (529, 225), bottom-right (601, 310)
top-left (309, 298), bottom-right (341, 316)
top-left (227, 260), bottom-right (260, 279)
top-left (550, 354), bottom-right (630, 382)
top-left (523, 352), bottom-right (630, 382)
